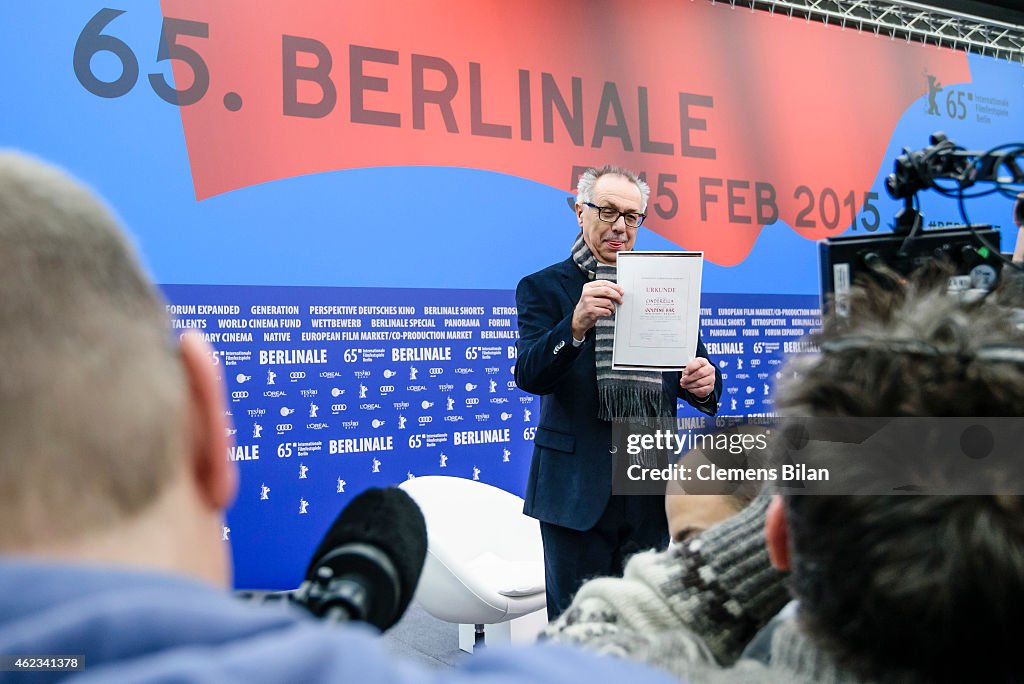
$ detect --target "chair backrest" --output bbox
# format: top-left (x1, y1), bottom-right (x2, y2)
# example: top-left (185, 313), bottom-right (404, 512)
top-left (399, 476), bottom-right (540, 561)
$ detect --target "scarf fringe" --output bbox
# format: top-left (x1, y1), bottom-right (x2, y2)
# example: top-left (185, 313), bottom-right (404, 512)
top-left (597, 384), bottom-right (666, 423)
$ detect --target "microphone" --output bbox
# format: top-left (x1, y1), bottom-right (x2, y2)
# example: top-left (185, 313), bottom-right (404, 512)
top-left (290, 486), bottom-right (427, 631)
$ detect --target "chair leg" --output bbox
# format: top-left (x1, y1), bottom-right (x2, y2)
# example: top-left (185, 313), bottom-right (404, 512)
top-left (474, 623), bottom-right (485, 649)
top-left (459, 620), bottom-right (533, 653)
top-left (458, 623), bottom-right (490, 654)
top-left (458, 624), bottom-right (472, 653)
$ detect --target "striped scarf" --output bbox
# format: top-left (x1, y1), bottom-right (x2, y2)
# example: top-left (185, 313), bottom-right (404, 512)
top-left (571, 233), bottom-right (672, 425)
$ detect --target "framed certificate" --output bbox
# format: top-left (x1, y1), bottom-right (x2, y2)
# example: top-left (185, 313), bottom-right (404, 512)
top-left (612, 251), bottom-right (703, 371)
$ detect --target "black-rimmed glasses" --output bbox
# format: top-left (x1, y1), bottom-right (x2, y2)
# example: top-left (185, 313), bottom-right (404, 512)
top-left (583, 202), bottom-right (645, 227)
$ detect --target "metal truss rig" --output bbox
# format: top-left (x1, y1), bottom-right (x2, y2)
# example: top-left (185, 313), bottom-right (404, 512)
top-left (711, 0), bottom-right (1024, 64)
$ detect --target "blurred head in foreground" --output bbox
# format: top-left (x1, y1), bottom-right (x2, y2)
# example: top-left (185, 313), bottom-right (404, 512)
top-left (765, 277), bottom-right (1024, 684)
top-left (0, 152), bottom-right (235, 585)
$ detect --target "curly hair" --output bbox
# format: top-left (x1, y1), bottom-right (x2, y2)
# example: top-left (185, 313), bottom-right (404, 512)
top-left (774, 278), bottom-right (1024, 683)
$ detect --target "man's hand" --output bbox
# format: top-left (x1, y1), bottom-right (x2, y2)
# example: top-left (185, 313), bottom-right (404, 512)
top-left (680, 357), bottom-right (715, 398)
top-left (571, 280), bottom-right (623, 341)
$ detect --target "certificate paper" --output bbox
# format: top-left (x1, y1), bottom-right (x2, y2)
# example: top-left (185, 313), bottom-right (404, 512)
top-left (612, 251), bottom-right (703, 371)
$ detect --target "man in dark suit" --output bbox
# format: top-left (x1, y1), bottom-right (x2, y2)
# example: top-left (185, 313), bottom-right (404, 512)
top-left (515, 165), bottom-right (722, 619)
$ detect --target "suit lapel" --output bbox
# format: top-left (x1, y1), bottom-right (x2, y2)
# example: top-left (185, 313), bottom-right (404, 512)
top-left (555, 257), bottom-right (586, 315)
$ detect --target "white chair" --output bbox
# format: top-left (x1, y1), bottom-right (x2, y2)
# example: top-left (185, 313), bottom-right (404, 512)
top-left (398, 475), bottom-right (547, 652)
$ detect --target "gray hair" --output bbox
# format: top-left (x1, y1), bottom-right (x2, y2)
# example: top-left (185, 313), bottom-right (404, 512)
top-left (0, 152), bottom-right (185, 547)
top-left (575, 165), bottom-right (651, 213)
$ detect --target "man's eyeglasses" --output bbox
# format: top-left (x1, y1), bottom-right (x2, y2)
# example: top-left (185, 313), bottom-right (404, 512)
top-left (583, 202), bottom-right (645, 228)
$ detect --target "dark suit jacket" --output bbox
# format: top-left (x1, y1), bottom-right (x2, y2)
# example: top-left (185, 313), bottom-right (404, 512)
top-left (514, 257), bottom-right (723, 531)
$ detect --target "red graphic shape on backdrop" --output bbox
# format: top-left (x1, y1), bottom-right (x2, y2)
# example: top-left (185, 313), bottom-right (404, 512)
top-left (162, 0), bottom-right (969, 265)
